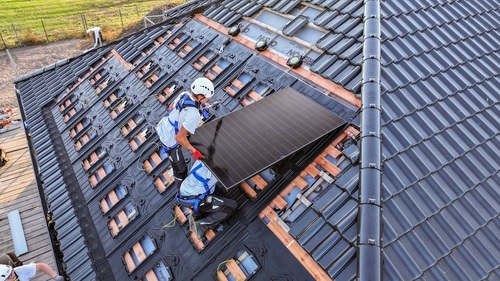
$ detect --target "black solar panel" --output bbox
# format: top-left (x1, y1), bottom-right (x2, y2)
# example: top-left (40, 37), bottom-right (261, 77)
top-left (190, 87), bottom-right (346, 190)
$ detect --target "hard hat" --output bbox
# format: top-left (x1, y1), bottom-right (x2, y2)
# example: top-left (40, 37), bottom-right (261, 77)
top-left (191, 77), bottom-right (214, 98)
top-left (0, 264), bottom-right (13, 281)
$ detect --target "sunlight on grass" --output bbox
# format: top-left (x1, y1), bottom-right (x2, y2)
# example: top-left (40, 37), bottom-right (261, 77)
top-left (0, 0), bottom-right (187, 48)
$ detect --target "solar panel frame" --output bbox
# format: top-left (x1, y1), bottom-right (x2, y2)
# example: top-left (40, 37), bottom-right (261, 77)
top-left (190, 87), bottom-right (346, 190)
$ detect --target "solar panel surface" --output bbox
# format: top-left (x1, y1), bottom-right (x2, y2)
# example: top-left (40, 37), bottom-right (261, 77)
top-left (190, 87), bottom-right (346, 189)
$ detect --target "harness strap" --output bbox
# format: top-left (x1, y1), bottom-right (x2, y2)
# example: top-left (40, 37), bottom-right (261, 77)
top-left (190, 163), bottom-right (211, 194)
top-left (176, 163), bottom-right (212, 213)
top-left (162, 143), bottom-right (179, 153)
top-left (167, 117), bottom-right (179, 135)
top-left (167, 93), bottom-right (200, 135)
top-left (175, 93), bottom-right (199, 111)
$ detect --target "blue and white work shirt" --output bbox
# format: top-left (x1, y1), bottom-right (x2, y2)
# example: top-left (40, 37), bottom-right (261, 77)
top-left (13, 263), bottom-right (36, 281)
top-left (179, 160), bottom-right (217, 197)
top-left (156, 93), bottom-right (201, 148)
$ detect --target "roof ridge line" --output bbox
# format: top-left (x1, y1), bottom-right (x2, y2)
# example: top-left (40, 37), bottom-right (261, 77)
top-left (357, 0), bottom-right (382, 280)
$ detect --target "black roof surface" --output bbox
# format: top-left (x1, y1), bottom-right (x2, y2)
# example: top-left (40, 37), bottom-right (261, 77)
top-left (12, 0), bottom-right (499, 280)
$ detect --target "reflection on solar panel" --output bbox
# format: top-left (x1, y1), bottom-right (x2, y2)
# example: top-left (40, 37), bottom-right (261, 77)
top-left (190, 87), bottom-right (346, 190)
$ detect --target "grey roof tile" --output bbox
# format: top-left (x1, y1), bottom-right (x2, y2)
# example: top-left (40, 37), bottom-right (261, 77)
top-left (11, 0), bottom-right (500, 280)
top-left (218, 11), bottom-right (241, 26)
top-left (319, 237), bottom-right (350, 268)
top-left (258, 0), bottom-right (278, 7)
top-left (203, 5), bottom-right (225, 18)
top-left (310, 230), bottom-right (342, 259)
top-left (282, 15), bottom-right (309, 36)
top-left (274, 0), bottom-right (301, 13)
top-left (325, 13), bottom-right (352, 31)
top-left (323, 59), bottom-right (353, 80)
top-left (16, 5), bottom-right (362, 276)
top-left (309, 0), bottom-right (324, 6)
top-left (242, 3), bottom-right (263, 16)
top-left (223, 0), bottom-right (241, 10)
top-left (332, 254), bottom-right (357, 280)
top-left (234, 1), bottom-right (253, 13)
top-left (313, 11), bottom-right (341, 29)
top-left (300, 218), bottom-right (332, 250)
top-left (317, 32), bottom-right (344, 50)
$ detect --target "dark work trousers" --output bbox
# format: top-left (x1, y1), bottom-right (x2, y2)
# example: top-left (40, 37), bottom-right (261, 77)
top-left (168, 146), bottom-right (188, 187)
top-left (196, 195), bottom-right (238, 228)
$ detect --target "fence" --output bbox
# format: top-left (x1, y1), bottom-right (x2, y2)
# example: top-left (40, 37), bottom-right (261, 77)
top-left (0, 3), bottom-right (173, 50)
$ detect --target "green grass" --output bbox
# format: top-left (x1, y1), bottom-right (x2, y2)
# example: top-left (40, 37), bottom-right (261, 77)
top-left (0, 0), bottom-right (186, 48)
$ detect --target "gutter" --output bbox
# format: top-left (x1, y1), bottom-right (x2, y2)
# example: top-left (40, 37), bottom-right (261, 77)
top-left (357, 0), bottom-right (382, 280)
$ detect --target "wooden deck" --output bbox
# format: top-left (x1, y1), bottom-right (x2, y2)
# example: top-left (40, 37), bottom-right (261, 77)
top-left (0, 109), bottom-right (58, 281)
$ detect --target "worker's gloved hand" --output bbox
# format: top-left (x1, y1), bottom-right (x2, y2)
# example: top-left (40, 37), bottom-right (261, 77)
top-left (53, 275), bottom-right (65, 281)
top-left (192, 149), bottom-right (205, 160)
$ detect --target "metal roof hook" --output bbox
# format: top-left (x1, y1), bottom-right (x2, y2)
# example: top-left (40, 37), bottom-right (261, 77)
top-left (219, 37), bottom-right (231, 54)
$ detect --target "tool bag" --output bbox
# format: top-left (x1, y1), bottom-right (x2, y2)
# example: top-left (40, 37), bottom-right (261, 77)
top-left (0, 252), bottom-right (22, 267)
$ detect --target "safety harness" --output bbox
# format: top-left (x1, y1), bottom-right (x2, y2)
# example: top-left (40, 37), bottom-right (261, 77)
top-left (176, 163), bottom-right (212, 213)
top-left (167, 93), bottom-right (200, 135)
top-left (161, 93), bottom-right (200, 153)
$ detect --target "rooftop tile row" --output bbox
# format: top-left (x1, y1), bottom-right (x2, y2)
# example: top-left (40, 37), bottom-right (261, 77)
top-left (260, 126), bottom-right (360, 280)
top-left (381, 0), bottom-right (500, 280)
top-left (202, 0), bottom-right (365, 94)
top-left (15, 8), bottom-right (360, 279)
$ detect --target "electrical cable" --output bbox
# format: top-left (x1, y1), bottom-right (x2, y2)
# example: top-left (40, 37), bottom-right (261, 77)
top-left (108, 97), bottom-right (128, 112)
top-left (216, 260), bottom-right (233, 273)
top-left (215, 260), bottom-right (246, 281)
top-left (136, 142), bottom-right (160, 171)
top-left (162, 214), bottom-right (178, 228)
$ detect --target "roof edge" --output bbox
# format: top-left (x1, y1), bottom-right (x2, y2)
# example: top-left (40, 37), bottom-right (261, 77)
top-left (163, 0), bottom-right (220, 20)
top-left (13, 58), bottom-right (70, 83)
top-left (357, 0), bottom-right (382, 280)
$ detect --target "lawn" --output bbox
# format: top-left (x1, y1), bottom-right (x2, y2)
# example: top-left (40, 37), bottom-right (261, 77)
top-left (0, 0), bottom-right (185, 48)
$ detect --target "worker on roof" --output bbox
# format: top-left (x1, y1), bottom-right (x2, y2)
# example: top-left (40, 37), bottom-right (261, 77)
top-left (0, 263), bottom-right (64, 281)
top-left (177, 160), bottom-right (237, 238)
top-left (156, 77), bottom-right (214, 185)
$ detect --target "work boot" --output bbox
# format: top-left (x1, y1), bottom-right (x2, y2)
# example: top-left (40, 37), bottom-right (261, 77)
top-left (189, 215), bottom-right (205, 241)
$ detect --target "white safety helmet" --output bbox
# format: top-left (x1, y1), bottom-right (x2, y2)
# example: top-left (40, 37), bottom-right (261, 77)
top-left (190, 77), bottom-right (214, 98)
top-left (0, 264), bottom-right (13, 281)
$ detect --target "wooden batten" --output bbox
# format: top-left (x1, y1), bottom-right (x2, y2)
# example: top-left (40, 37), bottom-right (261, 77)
top-left (259, 206), bottom-right (332, 281)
